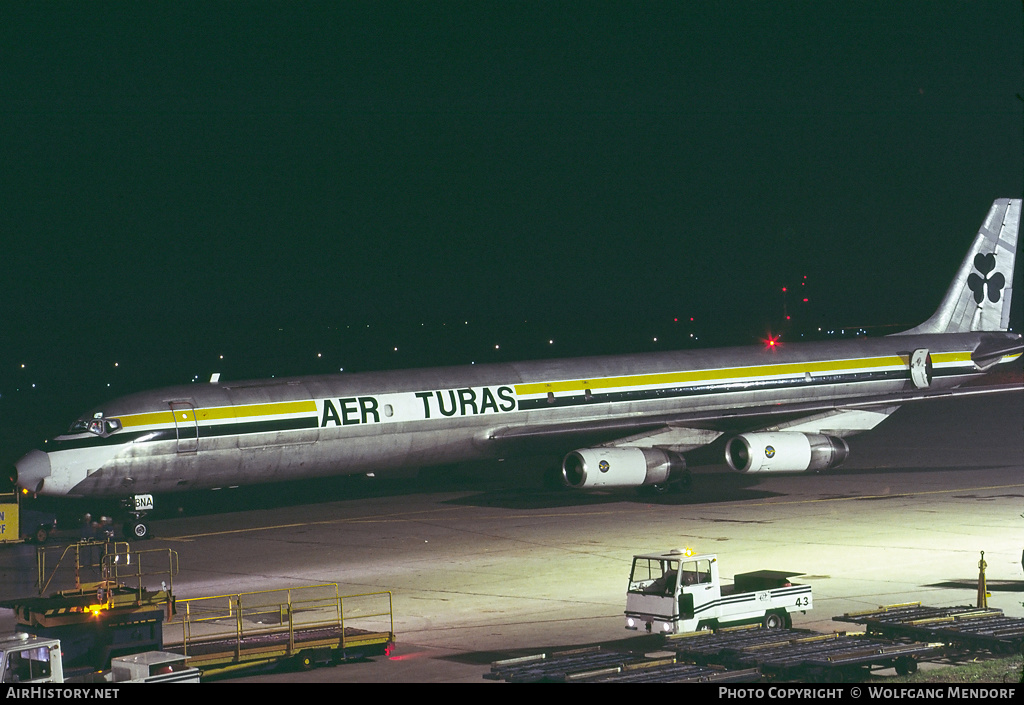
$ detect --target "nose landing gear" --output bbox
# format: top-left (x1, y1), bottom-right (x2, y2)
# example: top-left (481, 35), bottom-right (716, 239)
top-left (120, 493), bottom-right (154, 540)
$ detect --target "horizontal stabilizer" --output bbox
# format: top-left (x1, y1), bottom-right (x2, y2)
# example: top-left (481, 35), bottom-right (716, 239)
top-left (971, 334), bottom-right (1024, 370)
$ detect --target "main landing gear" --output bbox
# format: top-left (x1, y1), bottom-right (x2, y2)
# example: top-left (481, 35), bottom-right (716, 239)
top-left (637, 470), bottom-right (694, 496)
top-left (120, 493), bottom-right (155, 540)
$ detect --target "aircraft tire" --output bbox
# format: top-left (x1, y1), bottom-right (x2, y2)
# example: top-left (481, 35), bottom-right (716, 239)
top-left (126, 521), bottom-right (149, 540)
top-left (636, 483), bottom-right (670, 497)
top-left (670, 473), bottom-right (693, 493)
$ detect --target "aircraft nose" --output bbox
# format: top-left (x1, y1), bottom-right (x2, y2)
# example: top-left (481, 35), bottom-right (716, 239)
top-left (15, 449), bottom-right (51, 495)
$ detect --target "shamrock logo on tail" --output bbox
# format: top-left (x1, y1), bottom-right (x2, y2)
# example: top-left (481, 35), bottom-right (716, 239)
top-left (967, 253), bottom-right (1005, 304)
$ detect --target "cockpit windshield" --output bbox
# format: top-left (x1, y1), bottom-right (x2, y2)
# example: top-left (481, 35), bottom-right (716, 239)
top-left (629, 558), bottom-right (680, 595)
top-left (67, 415), bottom-right (122, 437)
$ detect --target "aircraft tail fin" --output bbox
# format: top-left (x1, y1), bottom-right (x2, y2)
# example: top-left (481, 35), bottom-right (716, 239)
top-left (903, 198), bottom-right (1020, 334)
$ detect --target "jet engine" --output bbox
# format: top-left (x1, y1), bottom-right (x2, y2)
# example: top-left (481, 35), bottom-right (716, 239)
top-left (562, 447), bottom-right (687, 489)
top-left (724, 432), bottom-right (849, 474)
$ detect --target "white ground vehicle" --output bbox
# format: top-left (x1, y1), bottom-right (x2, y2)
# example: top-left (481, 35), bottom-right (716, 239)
top-left (625, 549), bottom-right (812, 634)
top-left (0, 633), bottom-right (200, 683)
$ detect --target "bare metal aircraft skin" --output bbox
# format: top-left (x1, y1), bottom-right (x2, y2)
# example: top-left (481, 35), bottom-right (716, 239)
top-left (14, 199), bottom-right (1023, 501)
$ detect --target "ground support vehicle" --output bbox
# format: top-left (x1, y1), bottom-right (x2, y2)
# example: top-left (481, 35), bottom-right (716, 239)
top-left (0, 633), bottom-right (199, 683)
top-left (162, 584), bottom-right (395, 677)
top-left (0, 541), bottom-right (177, 670)
top-left (625, 550), bottom-right (811, 634)
top-left (0, 491), bottom-right (56, 545)
top-left (834, 602), bottom-right (1024, 655)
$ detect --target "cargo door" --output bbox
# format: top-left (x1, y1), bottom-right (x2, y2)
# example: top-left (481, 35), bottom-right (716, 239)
top-left (170, 401), bottom-right (199, 453)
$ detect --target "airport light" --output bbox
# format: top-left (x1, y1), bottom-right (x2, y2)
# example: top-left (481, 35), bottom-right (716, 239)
top-left (761, 333), bottom-right (782, 352)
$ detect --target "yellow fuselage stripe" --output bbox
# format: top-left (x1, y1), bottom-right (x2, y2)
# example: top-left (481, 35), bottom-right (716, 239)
top-left (513, 351), bottom-right (973, 396)
top-left (119, 400), bottom-right (318, 428)
top-left (113, 350), bottom-right (976, 426)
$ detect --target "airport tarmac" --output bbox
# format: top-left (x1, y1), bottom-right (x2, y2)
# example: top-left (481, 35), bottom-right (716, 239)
top-left (1, 390), bottom-right (1022, 682)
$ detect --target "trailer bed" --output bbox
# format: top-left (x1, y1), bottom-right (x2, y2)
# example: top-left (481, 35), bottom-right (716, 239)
top-left (486, 625), bottom-right (939, 682)
top-left (163, 585), bottom-right (394, 676)
top-left (834, 603), bottom-right (1024, 654)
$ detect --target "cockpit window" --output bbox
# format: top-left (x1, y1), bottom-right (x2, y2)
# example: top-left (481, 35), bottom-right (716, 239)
top-left (68, 416), bottom-right (122, 437)
top-left (68, 419), bottom-right (90, 434)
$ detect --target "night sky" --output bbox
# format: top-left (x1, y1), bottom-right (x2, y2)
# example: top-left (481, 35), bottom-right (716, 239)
top-left (1, 2), bottom-right (1022, 445)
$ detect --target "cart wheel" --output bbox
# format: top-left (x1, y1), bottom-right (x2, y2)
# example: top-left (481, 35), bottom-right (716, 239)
top-left (34, 526), bottom-right (50, 544)
top-left (894, 656), bottom-right (918, 676)
top-left (762, 612), bottom-right (785, 629)
top-left (296, 651), bottom-right (314, 671)
top-left (805, 667), bottom-right (827, 683)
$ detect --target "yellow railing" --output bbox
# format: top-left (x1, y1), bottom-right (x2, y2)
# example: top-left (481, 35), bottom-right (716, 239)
top-left (100, 545), bottom-right (178, 604)
top-left (36, 540), bottom-right (130, 595)
top-left (165, 584), bottom-right (393, 659)
top-left (34, 540), bottom-right (177, 610)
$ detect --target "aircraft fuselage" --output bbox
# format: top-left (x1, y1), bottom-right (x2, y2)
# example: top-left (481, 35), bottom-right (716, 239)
top-left (22, 331), bottom-right (1014, 497)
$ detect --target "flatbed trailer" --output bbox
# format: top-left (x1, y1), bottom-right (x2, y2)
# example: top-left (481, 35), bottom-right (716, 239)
top-left (163, 584), bottom-right (394, 676)
top-left (834, 602), bottom-right (1024, 655)
top-left (486, 625), bottom-right (939, 683)
top-left (666, 625), bottom-right (935, 680)
top-left (485, 645), bottom-right (759, 683)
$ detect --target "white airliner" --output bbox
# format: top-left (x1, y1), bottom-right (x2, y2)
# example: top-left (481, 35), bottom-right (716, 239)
top-left (14, 199), bottom-right (1022, 537)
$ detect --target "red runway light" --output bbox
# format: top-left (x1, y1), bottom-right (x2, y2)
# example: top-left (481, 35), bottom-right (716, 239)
top-left (761, 333), bottom-right (782, 352)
